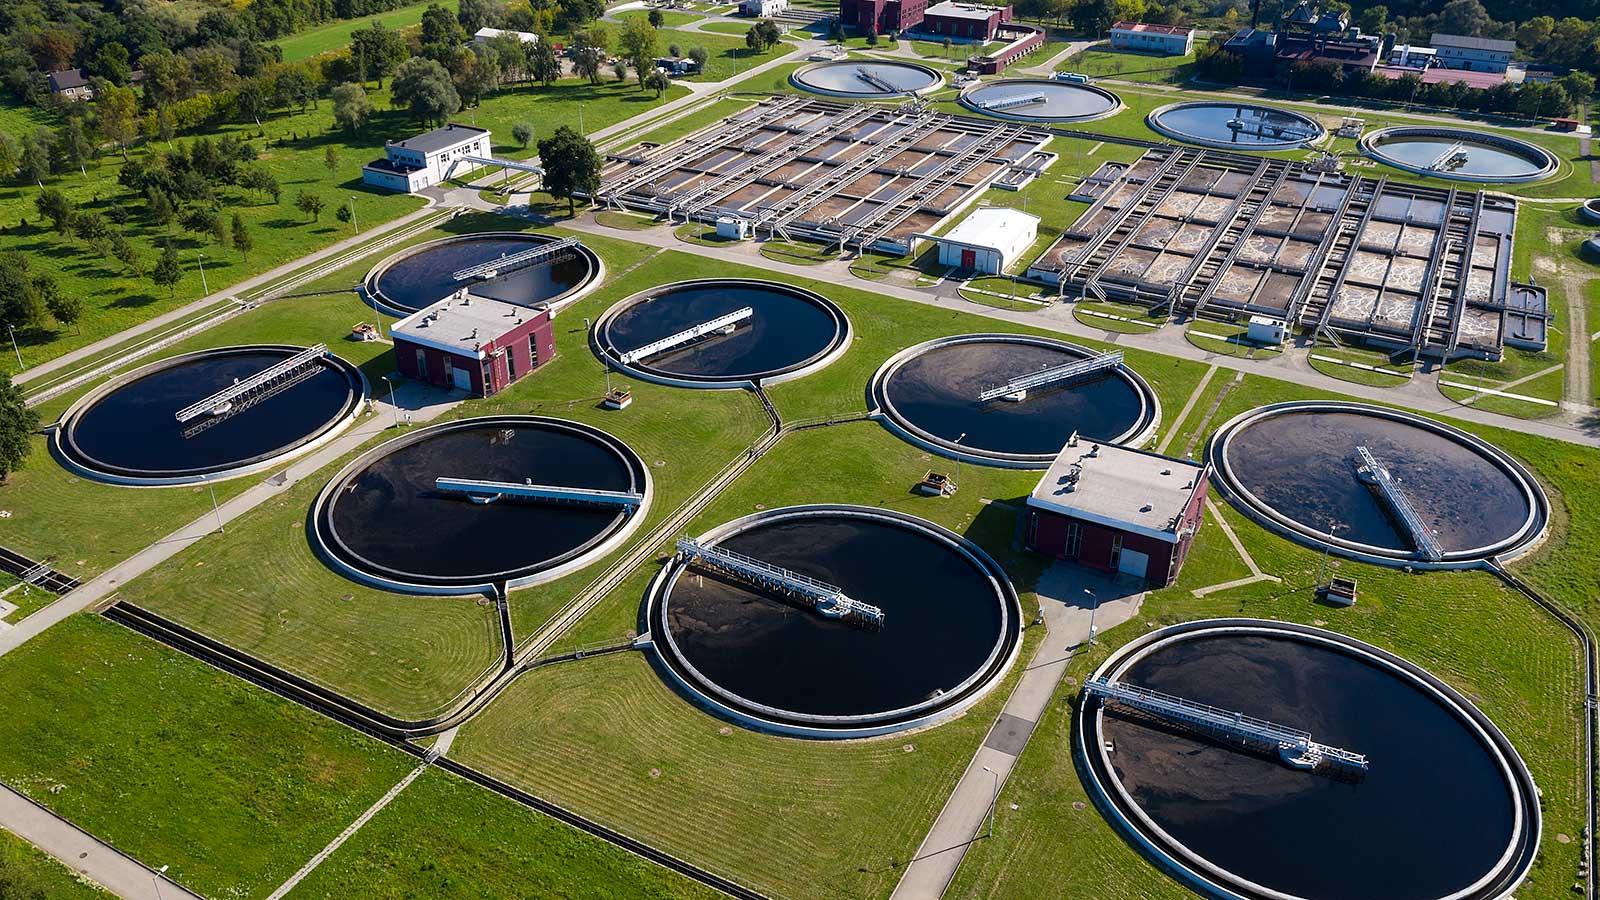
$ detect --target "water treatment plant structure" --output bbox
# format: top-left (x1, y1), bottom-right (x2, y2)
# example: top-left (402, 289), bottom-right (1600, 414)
top-left (362, 232), bottom-right (604, 317)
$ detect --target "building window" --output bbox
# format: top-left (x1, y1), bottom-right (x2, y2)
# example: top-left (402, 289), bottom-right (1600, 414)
top-left (506, 348), bottom-right (517, 381)
top-left (415, 349), bottom-right (428, 379)
top-left (1109, 534), bottom-right (1123, 571)
top-left (1064, 521), bottom-right (1081, 558)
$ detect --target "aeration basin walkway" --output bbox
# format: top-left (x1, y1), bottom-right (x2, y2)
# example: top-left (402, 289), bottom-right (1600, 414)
top-left (981, 93), bottom-right (1047, 112)
top-left (435, 477), bottom-right (644, 510)
top-left (675, 538), bottom-right (885, 629)
top-left (979, 350), bottom-right (1123, 402)
top-left (619, 307), bottom-right (753, 364)
top-left (451, 237), bottom-right (581, 281)
top-left (1086, 677), bottom-right (1369, 773)
top-left (173, 344), bottom-right (328, 423)
top-left (1354, 446), bottom-right (1445, 561)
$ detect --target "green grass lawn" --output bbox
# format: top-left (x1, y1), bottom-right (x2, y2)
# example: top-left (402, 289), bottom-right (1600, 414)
top-left (1067, 43), bottom-right (1196, 84)
top-left (1071, 299), bottom-right (1167, 333)
top-left (273, 0), bottom-right (462, 62)
top-left (0, 827), bottom-right (108, 899)
top-left (1184, 321), bottom-right (1283, 359)
top-left (655, 27), bottom-right (795, 81)
top-left (758, 237), bottom-right (835, 265)
top-left (616, 9), bottom-right (704, 28)
top-left (1306, 343), bottom-right (1413, 387)
top-left (282, 769), bottom-right (717, 898)
top-left (0, 615), bottom-right (417, 900)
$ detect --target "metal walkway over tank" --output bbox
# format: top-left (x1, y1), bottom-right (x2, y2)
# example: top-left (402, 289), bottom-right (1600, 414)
top-left (1085, 677), bottom-right (1369, 773)
top-left (452, 237), bottom-right (581, 281)
top-left (675, 537), bottom-right (885, 629)
top-left (435, 477), bottom-right (644, 510)
top-left (173, 344), bottom-right (329, 423)
top-left (618, 306), bottom-right (753, 364)
top-left (855, 66), bottom-right (898, 93)
top-left (978, 350), bottom-right (1123, 402)
top-left (446, 154), bottom-right (545, 181)
top-left (981, 93), bottom-right (1046, 112)
top-left (1354, 446), bottom-right (1445, 561)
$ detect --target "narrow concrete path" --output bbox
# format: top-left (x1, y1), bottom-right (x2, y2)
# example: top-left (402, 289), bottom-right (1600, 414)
top-left (1565, 272), bottom-right (1594, 410)
top-left (1016, 39), bottom-right (1096, 76)
top-left (1155, 364), bottom-right (1216, 454)
top-left (891, 566), bottom-right (1145, 899)
top-left (1190, 499), bottom-right (1280, 597)
top-left (0, 784), bottom-right (203, 900)
top-left (0, 380), bottom-right (464, 659)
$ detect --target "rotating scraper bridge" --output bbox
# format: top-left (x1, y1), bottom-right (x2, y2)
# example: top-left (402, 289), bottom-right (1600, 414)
top-left (675, 537), bottom-right (886, 629)
top-left (978, 349), bottom-right (1123, 402)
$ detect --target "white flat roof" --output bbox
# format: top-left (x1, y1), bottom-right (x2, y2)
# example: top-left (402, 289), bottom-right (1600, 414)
top-left (1027, 440), bottom-right (1206, 544)
top-left (925, 1), bottom-right (1005, 21)
top-left (475, 27), bottom-right (538, 42)
top-left (391, 292), bottom-right (540, 359)
top-left (935, 207), bottom-right (1039, 252)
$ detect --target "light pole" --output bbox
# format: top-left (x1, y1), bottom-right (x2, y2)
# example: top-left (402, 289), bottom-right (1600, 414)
top-left (5, 323), bottom-right (22, 370)
top-left (1318, 519), bottom-right (1344, 586)
top-left (153, 865), bottom-right (169, 900)
top-left (1085, 587), bottom-right (1099, 646)
top-left (196, 252), bottom-right (209, 295)
top-left (981, 765), bottom-right (1000, 838)
top-left (202, 474), bottom-right (224, 533)
top-left (381, 374), bottom-right (400, 427)
top-left (953, 431), bottom-right (967, 492)
top-left (348, 196), bottom-right (359, 231)
top-left (579, 103), bottom-right (585, 135)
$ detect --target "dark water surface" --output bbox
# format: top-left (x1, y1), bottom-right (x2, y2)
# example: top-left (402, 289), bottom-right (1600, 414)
top-left (1103, 633), bottom-right (1518, 900)
top-left (68, 350), bottom-right (355, 477)
top-left (1153, 102), bottom-right (1321, 148)
top-left (963, 80), bottom-right (1119, 121)
top-left (664, 516), bottom-right (1007, 719)
top-left (1373, 135), bottom-right (1547, 180)
top-left (604, 283), bottom-right (840, 381)
top-left (1223, 410), bottom-right (1530, 553)
top-left (794, 61), bottom-right (941, 96)
top-left (372, 236), bottom-right (593, 313)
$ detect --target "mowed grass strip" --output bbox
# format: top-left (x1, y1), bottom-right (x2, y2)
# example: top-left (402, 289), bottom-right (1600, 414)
top-left (0, 826), bottom-right (110, 899)
top-left (0, 615), bottom-right (417, 900)
top-left (282, 768), bottom-right (719, 899)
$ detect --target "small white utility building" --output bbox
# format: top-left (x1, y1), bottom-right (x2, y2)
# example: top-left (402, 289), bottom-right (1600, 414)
top-left (922, 207), bottom-right (1039, 274)
top-left (742, 0), bottom-right (787, 15)
top-left (362, 123), bottom-right (493, 193)
top-left (474, 27), bottom-right (539, 45)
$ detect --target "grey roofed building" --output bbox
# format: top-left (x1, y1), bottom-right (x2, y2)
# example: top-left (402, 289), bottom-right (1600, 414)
top-left (1430, 33), bottom-right (1516, 52)
top-left (390, 123), bottom-right (492, 155)
top-left (47, 68), bottom-right (93, 99)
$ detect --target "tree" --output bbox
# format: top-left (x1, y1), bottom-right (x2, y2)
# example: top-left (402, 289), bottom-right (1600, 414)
top-left (349, 21), bottom-right (410, 86)
top-left (537, 125), bottom-right (601, 215)
top-left (612, 58), bottom-right (630, 82)
top-left (1558, 71), bottom-right (1595, 106)
top-left (34, 189), bottom-right (72, 235)
top-left (461, 44), bottom-right (503, 105)
top-left (331, 82), bottom-right (372, 132)
top-left (336, 203), bottom-right (354, 228)
top-left (96, 85), bottom-right (139, 159)
top-left (152, 242), bottom-right (182, 299)
top-left (324, 147), bottom-right (340, 176)
top-left (295, 190), bottom-right (325, 221)
top-left (89, 42), bottom-right (133, 85)
top-left (648, 8), bottom-right (664, 27)
top-left (421, 4), bottom-right (466, 49)
top-left (571, 31), bottom-right (606, 85)
top-left (1355, 5), bottom-right (1388, 35)
top-left (529, 37), bottom-right (561, 86)
top-left (620, 18), bottom-right (658, 90)
top-left (146, 187), bottom-right (176, 228)
top-left (0, 253), bottom-right (47, 329)
top-left (459, 0), bottom-right (506, 33)
top-left (688, 46), bottom-right (709, 72)
top-left (44, 282), bottom-right (81, 334)
top-left (112, 232), bottom-right (143, 275)
top-left (644, 68), bottom-right (671, 98)
top-left (56, 120), bottom-right (93, 178)
top-left (182, 205), bottom-right (221, 240)
top-left (19, 130), bottom-right (52, 186)
top-left (1071, 0), bottom-right (1118, 36)
top-left (865, 24), bottom-right (878, 46)
top-left (72, 210), bottom-right (112, 253)
top-left (512, 121), bottom-right (535, 148)
top-left (391, 58), bottom-right (461, 126)
top-left (232, 214), bottom-right (253, 261)
top-left (0, 371), bottom-right (38, 482)
top-left (240, 165), bottom-right (281, 203)
top-left (0, 133), bottom-right (16, 181)
top-left (1438, 0), bottom-right (1490, 37)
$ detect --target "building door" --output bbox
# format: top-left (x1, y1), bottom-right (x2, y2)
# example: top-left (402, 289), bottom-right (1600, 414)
top-left (960, 248), bottom-right (976, 270)
top-left (1118, 547), bottom-right (1150, 580)
top-left (452, 363), bottom-right (473, 392)
top-left (506, 349), bottom-right (518, 382)
top-left (415, 349), bottom-right (428, 380)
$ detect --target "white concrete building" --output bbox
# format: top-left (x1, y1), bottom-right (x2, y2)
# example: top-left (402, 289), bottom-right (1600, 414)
top-left (922, 207), bottom-right (1039, 274)
top-left (742, 0), bottom-right (787, 16)
top-left (362, 123), bottom-right (493, 193)
top-left (1388, 43), bottom-right (1436, 68)
top-left (474, 27), bottom-right (539, 45)
top-left (1109, 21), bottom-right (1195, 56)
top-left (1430, 33), bottom-right (1514, 73)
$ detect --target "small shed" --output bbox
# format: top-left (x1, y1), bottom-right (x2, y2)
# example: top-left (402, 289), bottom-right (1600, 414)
top-left (922, 207), bottom-right (1039, 275)
top-left (1247, 315), bottom-right (1287, 345)
top-left (716, 216), bottom-right (751, 240)
top-left (391, 291), bottom-right (555, 397)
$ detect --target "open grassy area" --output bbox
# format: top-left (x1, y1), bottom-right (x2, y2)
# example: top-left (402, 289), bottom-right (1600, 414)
top-left (1071, 298), bottom-right (1166, 334)
top-left (758, 237), bottom-right (835, 265)
top-left (1306, 343), bottom-right (1413, 387)
top-left (1067, 43), bottom-right (1196, 84)
top-left (616, 9), bottom-right (705, 29)
top-left (654, 27), bottom-right (796, 81)
top-left (1184, 321), bottom-right (1283, 359)
top-left (0, 827), bottom-right (108, 899)
top-left (273, 0), bottom-right (462, 62)
top-left (0, 615), bottom-right (416, 899)
top-left (282, 769), bottom-right (717, 899)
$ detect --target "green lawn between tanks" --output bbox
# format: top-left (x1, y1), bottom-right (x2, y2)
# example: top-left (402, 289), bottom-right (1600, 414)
top-left (950, 373), bottom-right (1590, 900)
top-left (1305, 342), bottom-right (1413, 387)
top-left (1184, 321), bottom-right (1283, 359)
top-left (0, 615), bottom-right (417, 900)
top-left (0, 826), bottom-right (108, 899)
top-left (454, 420), bottom-right (1051, 900)
top-left (0, 76), bottom-right (685, 378)
top-left (1071, 298), bottom-right (1166, 334)
top-left (283, 768), bottom-right (719, 899)
top-left (649, 27), bottom-right (796, 82)
top-left (1066, 43), bottom-right (1196, 84)
top-left (616, 9), bottom-right (705, 29)
top-left (273, 0), bottom-right (463, 62)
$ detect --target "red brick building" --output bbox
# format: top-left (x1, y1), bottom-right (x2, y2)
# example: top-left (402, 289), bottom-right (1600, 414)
top-left (839, 0), bottom-right (929, 35)
top-left (1024, 438), bottom-right (1208, 587)
top-left (391, 291), bottom-right (555, 397)
top-left (921, 1), bottom-right (1012, 41)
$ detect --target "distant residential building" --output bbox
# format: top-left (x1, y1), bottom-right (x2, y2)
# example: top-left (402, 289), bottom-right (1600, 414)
top-left (1109, 21), bottom-right (1195, 56)
top-left (742, 0), bottom-right (787, 16)
top-left (362, 123), bottom-right (492, 193)
top-left (919, 1), bottom-right (1012, 41)
top-left (473, 27), bottom-right (538, 45)
top-left (46, 68), bottom-right (93, 101)
top-left (1430, 33), bottom-right (1514, 73)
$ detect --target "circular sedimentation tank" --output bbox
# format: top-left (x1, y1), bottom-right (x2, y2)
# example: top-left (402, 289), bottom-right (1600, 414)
top-left (594, 278), bottom-right (850, 388)
top-left (645, 505), bottom-right (1021, 737)
top-left (959, 78), bottom-right (1121, 123)
top-left (312, 416), bottom-right (650, 593)
top-left (1359, 126), bottom-right (1558, 183)
top-left (790, 60), bottom-right (943, 98)
top-left (364, 232), bottom-right (603, 315)
top-left (1079, 619), bottom-right (1539, 900)
top-left (54, 345), bottom-right (365, 486)
top-left (1579, 197), bottom-right (1600, 224)
top-left (1209, 401), bottom-right (1547, 566)
top-left (1147, 101), bottom-right (1325, 150)
top-left (869, 334), bottom-right (1159, 467)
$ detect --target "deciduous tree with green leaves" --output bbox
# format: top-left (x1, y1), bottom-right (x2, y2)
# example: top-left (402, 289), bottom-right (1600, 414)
top-left (538, 125), bottom-right (601, 216)
top-left (0, 371), bottom-right (38, 482)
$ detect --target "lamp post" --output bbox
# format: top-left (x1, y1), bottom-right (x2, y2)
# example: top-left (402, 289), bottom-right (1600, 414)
top-left (153, 865), bottom-right (169, 900)
top-left (981, 765), bottom-right (1000, 838)
top-left (201, 474), bottom-right (224, 533)
top-left (1085, 587), bottom-right (1099, 646)
top-left (5, 323), bottom-right (22, 370)
top-left (196, 252), bottom-right (209, 295)
top-left (953, 431), bottom-right (967, 492)
top-left (381, 374), bottom-right (400, 427)
top-left (348, 196), bottom-right (359, 232)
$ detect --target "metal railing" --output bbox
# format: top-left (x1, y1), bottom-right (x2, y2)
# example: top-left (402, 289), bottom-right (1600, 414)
top-left (452, 237), bottom-right (580, 281)
top-left (435, 477), bottom-right (644, 509)
top-left (619, 307), bottom-right (752, 364)
top-left (979, 350), bottom-right (1122, 402)
top-left (1355, 446), bottom-right (1444, 561)
top-left (676, 537), bottom-right (885, 629)
top-left (173, 344), bottom-right (327, 423)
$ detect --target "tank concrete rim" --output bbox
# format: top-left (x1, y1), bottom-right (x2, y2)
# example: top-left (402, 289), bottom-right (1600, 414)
top-left (592, 278), bottom-right (852, 390)
top-left (1145, 101), bottom-right (1326, 151)
top-left (644, 503), bottom-right (1022, 738)
top-left (1207, 401), bottom-right (1547, 568)
top-left (1358, 126), bottom-right (1559, 184)
top-left (310, 415), bottom-right (652, 595)
top-left (52, 344), bottom-right (368, 487)
top-left (1076, 618), bottom-right (1538, 900)
top-left (867, 333), bottom-right (1160, 468)
top-left (1579, 198), bottom-right (1600, 224)
top-left (958, 78), bottom-right (1123, 123)
top-left (361, 231), bottom-right (605, 317)
top-left (789, 60), bottom-right (945, 98)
